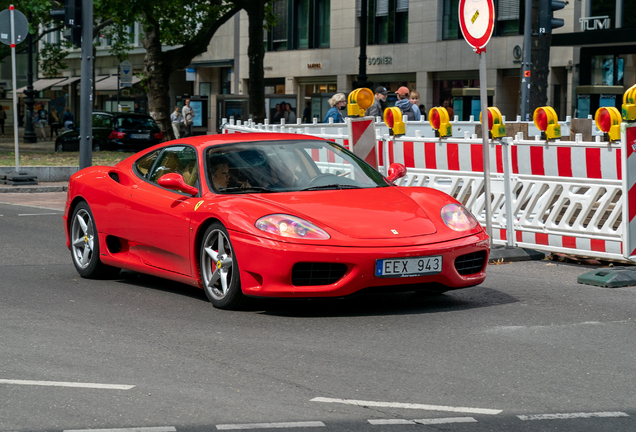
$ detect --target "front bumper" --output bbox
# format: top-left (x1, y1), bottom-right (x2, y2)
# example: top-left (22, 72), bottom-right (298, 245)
top-left (229, 230), bottom-right (490, 298)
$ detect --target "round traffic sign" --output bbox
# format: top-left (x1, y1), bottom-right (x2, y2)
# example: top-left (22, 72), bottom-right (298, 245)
top-left (458, 0), bottom-right (494, 50)
top-left (0, 8), bottom-right (30, 46)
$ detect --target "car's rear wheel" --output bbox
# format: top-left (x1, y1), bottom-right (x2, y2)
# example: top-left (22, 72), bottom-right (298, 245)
top-left (199, 223), bottom-right (244, 310)
top-left (70, 202), bottom-right (119, 279)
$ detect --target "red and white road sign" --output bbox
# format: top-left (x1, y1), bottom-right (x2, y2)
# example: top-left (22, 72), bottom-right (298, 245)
top-left (458, 0), bottom-right (495, 50)
top-left (348, 117), bottom-right (377, 169)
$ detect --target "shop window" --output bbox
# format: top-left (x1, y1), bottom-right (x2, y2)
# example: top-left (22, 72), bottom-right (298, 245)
top-left (591, 55), bottom-right (625, 86)
top-left (265, 0), bottom-right (288, 51)
top-left (358, 0), bottom-right (408, 45)
top-left (590, 0), bottom-right (615, 26)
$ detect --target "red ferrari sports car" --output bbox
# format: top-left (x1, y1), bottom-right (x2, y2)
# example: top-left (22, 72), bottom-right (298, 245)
top-left (64, 133), bottom-right (489, 309)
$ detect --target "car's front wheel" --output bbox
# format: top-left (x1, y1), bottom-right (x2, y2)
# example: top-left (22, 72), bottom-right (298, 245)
top-left (70, 202), bottom-right (119, 279)
top-left (199, 223), bottom-right (244, 310)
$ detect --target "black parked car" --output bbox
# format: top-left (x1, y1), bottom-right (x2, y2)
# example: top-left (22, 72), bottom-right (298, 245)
top-left (55, 112), bottom-right (164, 152)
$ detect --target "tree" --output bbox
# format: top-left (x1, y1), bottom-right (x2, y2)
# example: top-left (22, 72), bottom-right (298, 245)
top-left (232, 0), bottom-right (272, 124)
top-left (105, 0), bottom-right (240, 139)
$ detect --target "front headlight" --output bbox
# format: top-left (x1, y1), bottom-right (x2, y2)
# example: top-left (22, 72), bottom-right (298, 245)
top-left (255, 214), bottom-right (330, 240)
top-left (441, 204), bottom-right (479, 231)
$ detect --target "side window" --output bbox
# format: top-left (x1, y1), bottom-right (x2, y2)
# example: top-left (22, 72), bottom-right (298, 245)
top-left (147, 146), bottom-right (198, 186)
top-left (134, 149), bottom-right (161, 178)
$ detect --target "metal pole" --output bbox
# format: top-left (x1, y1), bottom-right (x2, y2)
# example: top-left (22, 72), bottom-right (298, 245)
top-left (9, 5), bottom-right (19, 171)
top-left (79, 0), bottom-right (93, 169)
top-left (520, 0), bottom-right (532, 121)
top-left (117, 70), bottom-right (120, 110)
top-left (354, 0), bottom-right (369, 89)
top-left (503, 137), bottom-right (514, 247)
top-left (23, 11), bottom-right (36, 143)
top-left (479, 51), bottom-right (493, 243)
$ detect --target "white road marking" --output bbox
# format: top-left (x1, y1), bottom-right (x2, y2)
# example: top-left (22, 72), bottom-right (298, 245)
top-left (216, 421), bottom-right (326, 430)
top-left (311, 397), bottom-right (501, 415)
top-left (369, 417), bottom-right (477, 425)
top-left (64, 428), bottom-right (176, 432)
top-left (18, 212), bottom-right (62, 216)
top-left (0, 379), bottom-right (135, 390)
top-left (518, 412), bottom-right (629, 421)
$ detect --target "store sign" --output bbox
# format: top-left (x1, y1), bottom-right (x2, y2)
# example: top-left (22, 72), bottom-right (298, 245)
top-left (307, 63), bottom-right (322, 69)
top-left (368, 56), bottom-right (392, 65)
top-left (579, 16), bottom-right (611, 31)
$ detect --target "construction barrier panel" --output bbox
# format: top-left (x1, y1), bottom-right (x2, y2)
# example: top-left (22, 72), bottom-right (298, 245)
top-left (221, 118), bottom-right (633, 262)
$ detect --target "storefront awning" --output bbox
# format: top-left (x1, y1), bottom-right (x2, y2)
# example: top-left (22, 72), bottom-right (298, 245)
top-left (16, 77), bottom-right (68, 93)
top-left (95, 75), bottom-right (142, 91)
top-left (51, 76), bottom-right (82, 90)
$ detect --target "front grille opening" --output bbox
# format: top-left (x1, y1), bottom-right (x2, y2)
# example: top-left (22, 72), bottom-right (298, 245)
top-left (292, 262), bottom-right (347, 286)
top-left (455, 251), bottom-right (487, 275)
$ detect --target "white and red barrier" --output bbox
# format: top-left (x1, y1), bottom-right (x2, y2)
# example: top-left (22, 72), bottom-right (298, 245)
top-left (221, 118), bottom-right (635, 262)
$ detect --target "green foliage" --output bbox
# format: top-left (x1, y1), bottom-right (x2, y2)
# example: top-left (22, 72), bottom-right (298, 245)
top-left (40, 40), bottom-right (69, 77)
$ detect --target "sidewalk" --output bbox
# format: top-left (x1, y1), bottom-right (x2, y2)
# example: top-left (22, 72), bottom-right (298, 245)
top-left (0, 182), bottom-right (67, 211)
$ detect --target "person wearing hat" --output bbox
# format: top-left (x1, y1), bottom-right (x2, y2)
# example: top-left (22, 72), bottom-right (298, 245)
top-left (395, 86), bottom-right (416, 121)
top-left (365, 86), bottom-right (388, 119)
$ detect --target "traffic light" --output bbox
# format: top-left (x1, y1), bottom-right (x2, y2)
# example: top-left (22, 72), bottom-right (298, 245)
top-left (539, 0), bottom-right (565, 34)
top-left (49, 0), bottom-right (82, 47)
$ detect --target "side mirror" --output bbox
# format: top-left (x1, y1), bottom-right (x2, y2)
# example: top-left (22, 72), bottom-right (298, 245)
top-left (386, 163), bottom-right (407, 182)
top-left (157, 173), bottom-right (198, 196)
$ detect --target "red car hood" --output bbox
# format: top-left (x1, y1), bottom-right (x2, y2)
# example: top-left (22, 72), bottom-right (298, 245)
top-left (255, 188), bottom-right (437, 239)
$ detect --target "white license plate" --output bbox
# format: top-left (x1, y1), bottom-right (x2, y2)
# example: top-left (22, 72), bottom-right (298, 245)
top-left (131, 133), bottom-right (149, 139)
top-left (375, 256), bottom-right (442, 278)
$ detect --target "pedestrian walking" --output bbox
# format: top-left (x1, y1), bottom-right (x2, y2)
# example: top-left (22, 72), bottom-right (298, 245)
top-left (0, 105), bottom-right (6, 137)
top-left (419, 104), bottom-right (426, 120)
top-left (182, 99), bottom-right (195, 137)
top-left (170, 105), bottom-right (183, 139)
top-left (443, 100), bottom-right (455, 120)
top-left (33, 104), bottom-right (48, 140)
top-left (323, 93), bottom-right (346, 123)
top-left (49, 108), bottom-right (61, 139)
top-left (365, 86), bottom-right (388, 119)
top-left (62, 107), bottom-right (74, 130)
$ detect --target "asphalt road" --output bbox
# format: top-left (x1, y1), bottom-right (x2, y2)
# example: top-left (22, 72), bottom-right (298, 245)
top-left (1, 200), bottom-right (635, 432)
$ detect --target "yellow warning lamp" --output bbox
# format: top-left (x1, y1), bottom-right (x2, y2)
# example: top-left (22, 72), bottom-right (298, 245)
top-left (428, 107), bottom-right (452, 138)
top-left (479, 107), bottom-right (506, 139)
top-left (533, 106), bottom-right (561, 140)
top-left (383, 107), bottom-right (406, 136)
top-left (595, 107), bottom-right (622, 142)
top-left (622, 84), bottom-right (636, 121)
top-left (347, 88), bottom-right (375, 117)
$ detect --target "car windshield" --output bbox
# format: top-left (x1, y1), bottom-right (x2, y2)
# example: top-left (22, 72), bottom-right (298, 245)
top-left (116, 116), bottom-right (158, 130)
top-left (206, 140), bottom-right (390, 194)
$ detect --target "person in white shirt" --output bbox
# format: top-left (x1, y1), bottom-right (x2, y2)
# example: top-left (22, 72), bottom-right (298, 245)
top-left (181, 99), bottom-right (195, 137)
top-left (170, 106), bottom-right (183, 139)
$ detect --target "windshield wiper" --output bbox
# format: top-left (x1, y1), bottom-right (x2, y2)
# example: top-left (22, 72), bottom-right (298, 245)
top-left (221, 186), bottom-right (276, 193)
top-left (301, 184), bottom-right (361, 191)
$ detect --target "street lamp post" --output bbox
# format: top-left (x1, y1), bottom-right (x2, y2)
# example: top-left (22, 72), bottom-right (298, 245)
top-left (353, 0), bottom-right (371, 90)
top-left (23, 11), bottom-right (36, 143)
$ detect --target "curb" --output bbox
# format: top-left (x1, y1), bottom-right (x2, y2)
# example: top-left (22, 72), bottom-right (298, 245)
top-left (0, 184), bottom-right (68, 193)
top-left (489, 245), bottom-right (547, 263)
top-left (0, 166), bottom-right (79, 182)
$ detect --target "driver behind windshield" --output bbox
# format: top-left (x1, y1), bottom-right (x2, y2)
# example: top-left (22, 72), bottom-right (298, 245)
top-left (210, 156), bottom-right (230, 191)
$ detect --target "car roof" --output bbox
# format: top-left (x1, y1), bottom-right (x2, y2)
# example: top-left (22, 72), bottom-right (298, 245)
top-left (162, 133), bottom-right (326, 149)
top-left (92, 111), bottom-right (153, 118)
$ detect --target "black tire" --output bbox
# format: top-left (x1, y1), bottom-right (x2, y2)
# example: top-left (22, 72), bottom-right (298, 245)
top-left (199, 222), bottom-right (244, 310)
top-left (69, 201), bottom-right (120, 279)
